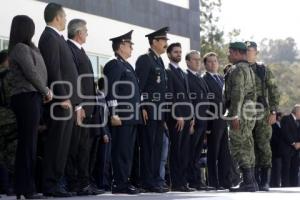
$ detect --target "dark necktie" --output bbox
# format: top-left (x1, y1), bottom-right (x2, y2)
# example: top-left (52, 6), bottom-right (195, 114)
top-left (213, 74), bottom-right (223, 88)
top-left (177, 67), bottom-right (185, 79)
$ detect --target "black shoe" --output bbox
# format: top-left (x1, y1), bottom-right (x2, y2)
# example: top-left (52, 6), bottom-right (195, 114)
top-left (145, 186), bottom-right (169, 193)
top-left (77, 185), bottom-right (92, 196)
top-left (112, 185), bottom-right (140, 195)
top-left (259, 167), bottom-right (271, 191)
top-left (44, 186), bottom-right (72, 197)
top-left (229, 168), bottom-right (258, 192)
top-left (90, 184), bottom-right (105, 195)
top-left (216, 186), bottom-right (226, 190)
top-left (172, 186), bottom-right (196, 192)
top-left (17, 193), bottom-right (46, 199)
top-left (5, 188), bottom-right (15, 196)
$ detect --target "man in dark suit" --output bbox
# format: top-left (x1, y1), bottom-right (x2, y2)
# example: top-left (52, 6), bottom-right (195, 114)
top-left (165, 43), bottom-right (195, 192)
top-left (270, 112), bottom-right (282, 187)
top-left (203, 52), bottom-right (235, 189)
top-left (135, 27), bottom-right (169, 193)
top-left (103, 30), bottom-right (142, 194)
top-left (280, 105), bottom-right (300, 187)
top-left (38, 3), bottom-right (82, 197)
top-left (65, 19), bottom-right (104, 196)
top-left (185, 50), bottom-right (211, 190)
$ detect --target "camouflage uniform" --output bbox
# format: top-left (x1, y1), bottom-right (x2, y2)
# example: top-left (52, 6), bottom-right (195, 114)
top-left (250, 63), bottom-right (280, 168)
top-left (0, 67), bottom-right (17, 175)
top-left (225, 60), bottom-right (256, 169)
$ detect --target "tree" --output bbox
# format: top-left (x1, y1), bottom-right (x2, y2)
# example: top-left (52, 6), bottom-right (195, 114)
top-left (200, 0), bottom-right (227, 64)
top-left (259, 37), bottom-right (298, 64)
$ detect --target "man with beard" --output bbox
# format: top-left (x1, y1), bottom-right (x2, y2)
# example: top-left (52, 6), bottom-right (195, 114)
top-left (166, 43), bottom-right (195, 192)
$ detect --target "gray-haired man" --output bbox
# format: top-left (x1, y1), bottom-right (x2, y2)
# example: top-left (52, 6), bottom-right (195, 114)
top-left (65, 18), bottom-right (104, 196)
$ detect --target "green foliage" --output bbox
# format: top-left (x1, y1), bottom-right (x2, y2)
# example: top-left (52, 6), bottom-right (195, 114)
top-left (269, 63), bottom-right (300, 113)
top-left (259, 37), bottom-right (298, 64)
top-left (200, 0), bottom-right (227, 64)
top-left (200, 1), bottom-right (300, 112)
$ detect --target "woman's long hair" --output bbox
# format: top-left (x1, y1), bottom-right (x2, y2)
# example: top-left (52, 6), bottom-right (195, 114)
top-left (8, 15), bottom-right (36, 53)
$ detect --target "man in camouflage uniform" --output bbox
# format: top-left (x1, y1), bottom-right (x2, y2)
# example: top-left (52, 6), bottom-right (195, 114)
top-left (245, 41), bottom-right (280, 191)
top-left (0, 50), bottom-right (17, 195)
top-left (224, 42), bottom-right (257, 192)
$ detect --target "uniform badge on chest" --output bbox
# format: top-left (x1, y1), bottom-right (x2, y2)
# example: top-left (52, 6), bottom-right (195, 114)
top-left (157, 76), bottom-right (161, 83)
top-left (157, 72), bottom-right (161, 83)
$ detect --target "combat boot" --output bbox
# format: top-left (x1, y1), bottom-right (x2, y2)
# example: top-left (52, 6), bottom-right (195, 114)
top-left (259, 167), bottom-right (271, 191)
top-left (229, 168), bottom-right (258, 192)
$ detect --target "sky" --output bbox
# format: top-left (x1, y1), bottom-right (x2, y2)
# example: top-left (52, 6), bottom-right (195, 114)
top-left (218, 0), bottom-right (300, 46)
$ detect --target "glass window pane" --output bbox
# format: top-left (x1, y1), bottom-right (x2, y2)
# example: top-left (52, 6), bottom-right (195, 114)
top-left (2, 39), bottom-right (9, 50)
top-left (87, 54), bottom-right (99, 78)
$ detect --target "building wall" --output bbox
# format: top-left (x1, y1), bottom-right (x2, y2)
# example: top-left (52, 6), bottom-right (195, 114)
top-left (39, 0), bottom-right (200, 50)
top-left (0, 0), bottom-right (200, 77)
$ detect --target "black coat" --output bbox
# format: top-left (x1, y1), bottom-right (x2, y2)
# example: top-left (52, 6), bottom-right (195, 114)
top-left (280, 114), bottom-right (300, 156)
top-left (67, 40), bottom-right (96, 117)
top-left (187, 70), bottom-right (210, 128)
top-left (166, 64), bottom-right (192, 120)
top-left (38, 27), bottom-right (80, 105)
top-left (135, 49), bottom-right (168, 120)
top-left (103, 55), bottom-right (141, 125)
top-left (271, 122), bottom-right (282, 157)
top-left (203, 72), bottom-right (225, 130)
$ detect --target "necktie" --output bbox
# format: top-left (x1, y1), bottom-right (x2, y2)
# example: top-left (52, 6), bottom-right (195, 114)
top-left (177, 68), bottom-right (185, 80)
top-left (213, 74), bottom-right (223, 88)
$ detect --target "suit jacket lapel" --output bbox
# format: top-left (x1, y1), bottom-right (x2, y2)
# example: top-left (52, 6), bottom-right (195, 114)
top-left (206, 72), bottom-right (221, 92)
top-left (189, 71), bottom-right (208, 93)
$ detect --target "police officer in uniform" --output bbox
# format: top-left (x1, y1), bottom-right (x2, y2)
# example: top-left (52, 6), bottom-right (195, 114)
top-left (135, 27), bottom-right (169, 193)
top-left (104, 30), bottom-right (141, 194)
top-left (245, 41), bottom-right (280, 191)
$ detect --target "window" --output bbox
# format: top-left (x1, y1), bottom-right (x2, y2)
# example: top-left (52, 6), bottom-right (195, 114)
top-left (0, 37), bottom-right (9, 51)
top-left (87, 53), bottom-right (110, 79)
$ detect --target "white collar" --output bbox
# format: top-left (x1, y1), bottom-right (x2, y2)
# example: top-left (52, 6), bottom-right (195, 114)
top-left (170, 61), bottom-right (180, 69)
top-left (208, 71), bottom-right (218, 76)
top-left (47, 25), bottom-right (62, 36)
top-left (69, 39), bottom-right (82, 50)
top-left (276, 121), bottom-right (281, 128)
top-left (292, 113), bottom-right (297, 121)
top-left (187, 68), bottom-right (198, 76)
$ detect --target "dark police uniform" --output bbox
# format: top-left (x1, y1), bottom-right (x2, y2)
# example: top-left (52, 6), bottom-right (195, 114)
top-left (135, 27), bottom-right (169, 192)
top-left (103, 30), bottom-right (142, 194)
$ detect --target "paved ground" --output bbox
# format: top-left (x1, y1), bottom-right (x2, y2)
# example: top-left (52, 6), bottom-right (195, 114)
top-left (1, 187), bottom-right (300, 200)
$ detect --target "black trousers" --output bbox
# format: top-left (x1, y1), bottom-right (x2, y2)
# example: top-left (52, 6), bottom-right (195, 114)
top-left (270, 156), bottom-right (281, 187)
top-left (207, 119), bottom-right (232, 188)
top-left (65, 117), bottom-right (94, 190)
top-left (11, 92), bottom-right (42, 194)
top-left (42, 105), bottom-right (74, 192)
top-left (188, 125), bottom-right (205, 187)
top-left (281, 151), bottom-right (300, 187)
top-left (92, 136), bottom-right (112, 189)
top-left (140, 120), bottom-right (164, 188)
top-left (168, 119), bottom-right (192, 188)
top-left (111, 125), bottom-right (137, 189)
